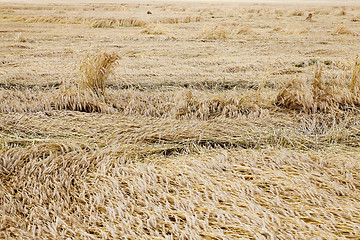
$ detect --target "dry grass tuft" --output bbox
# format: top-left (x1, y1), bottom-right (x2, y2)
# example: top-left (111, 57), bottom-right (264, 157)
top-left (200, 25), bottom-right (229, 39)
top-left (104, 88), bottom-right (263, 120)
top-left (350, 56), bottom-right (360, 93)
top-left (172, 89), bottom-right (259, 120)
top-left (0, 90), bottom-right (52, 113)
top-left (3, 15), bottom-right (147, 28)
top-left (52, 88), bottom-right (115, 113)
top-left (155, 16), bottom-right (202, 24)
top-left (333, 25), bottom-right (359, 36)
top-left (141, 24), bottom-right (166, 35)
top-left (200, 23), bottom-right (254, 40)
top-left (79, 51), bottom-right (119, 96)
top-left (11, 15), bottom-right (83, 24)
top-left (286, 26), bottom-right (311, 35)
top-left (287, 10), bottom-right (303, 16)
top-left (89, 18), bottom-right (147, 28)
top-left (276, 58), bottom-right (360, 113)
top-left (51, 51), bottom-right (119, 113)
top-left (89, 19), bottom-right (115, 28)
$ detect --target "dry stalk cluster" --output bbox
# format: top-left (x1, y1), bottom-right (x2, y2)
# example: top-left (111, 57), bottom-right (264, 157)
top-left (89, 18), bottom-right (147, 28)
top-left (200, 23), bottom-right (254, 40)
top-left (9, 15), bottom-right (84, 24)
top-left (104, 88), bottom-right (263, 120)
top-left (141, 24), bottom-right (166, 35)
top-left (0, 90), bottom-right (52, 113)
top-left (154, 16), bottom-right (202, 24)
top-left (172, 89), bottom-right (257, 120)
top-left (333, 25), bottom-right (359, 36)
top-left (52, 90), bottom-right (115, 113)
top-left (53, 51), bottom-right (119, 113)
top-left (276, 58), bottom-right (360, 113)
top-left (5, 15), bottom-right (147, 28)
top-left (3, 15), bottom-right (202, 28)
top-left (78, 51), bottom-right (119, 96)
top-left (0, 87), bottom-right (260, 118)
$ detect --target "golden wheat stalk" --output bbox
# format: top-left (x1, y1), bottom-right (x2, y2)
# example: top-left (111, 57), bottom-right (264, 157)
top-left (350, 56), bottom-right (360, 93)
top-left (276, 58), bottom-right (360, 113)
top-left (79, 52), bottom-right (119, 96)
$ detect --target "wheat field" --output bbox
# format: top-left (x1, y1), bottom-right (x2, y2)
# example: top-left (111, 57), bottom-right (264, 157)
top-left (1, 0), bottom-right (360, 239)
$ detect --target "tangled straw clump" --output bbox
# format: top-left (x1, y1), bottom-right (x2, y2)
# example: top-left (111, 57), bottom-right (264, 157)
top-left (4, 15), bottom-right (147, 28)
top-left (350, 56), bottom-right (360, 91)
top-left (52, 89), bottom-right (115, 113)
top-left (89, 18), bottom-right (147, 28)
top-left (0, 90), bottom-right (52, 113)
top-left (79, 51), bottom-right (120, 96)
top-left (172, 89), bottom-right (259, 120)
top-left (51, 51), bottom-right (120, 113)
top-left (276, 58), bottom-right (360, 113)
top-left (2, 14), bottom-right (203, 28)
top-left (200, 23), bottom-right (254, 40)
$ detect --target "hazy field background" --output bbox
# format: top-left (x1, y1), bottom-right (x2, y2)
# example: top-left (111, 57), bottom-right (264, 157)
top-left (1, 0), bottom-right (360, 239)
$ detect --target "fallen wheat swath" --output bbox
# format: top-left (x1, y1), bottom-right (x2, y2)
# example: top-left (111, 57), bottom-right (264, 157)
top-left (1, 144), bottom-right (360, 239)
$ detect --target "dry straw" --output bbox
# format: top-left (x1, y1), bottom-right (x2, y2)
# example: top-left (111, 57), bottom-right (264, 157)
top-left (141, 24), bottom-right (166, 35)
top-left (350, 56), bottom-right (360, 92)
top-left (2, 3), bottom-right (360, 239)
top-left (51, 51), bottom-right (120, 113)
top-left (4, 15), bottom-right (147, 28)
top-left (78, 51), bottom-right (119, 96)
top-left (333, 25), bottom-right (359, 36)
top-left (1, 140), bottom-right (360, 239)
top-left (276, 57), bottom-right (360, 113)
top-left (89, 18), bottom-right (147, 28)
top-left (53, 89), bottom-right (115, 113)
top-left (200, 23), bottom-right (253, 40)
top-left (154, 16), bottom-right (202, 24)
top-left (172, 89), bottom-right (257, 120)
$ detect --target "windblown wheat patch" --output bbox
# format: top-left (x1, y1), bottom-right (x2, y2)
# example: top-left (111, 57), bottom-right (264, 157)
top-left (1, 145), bottom-right (360, 239)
